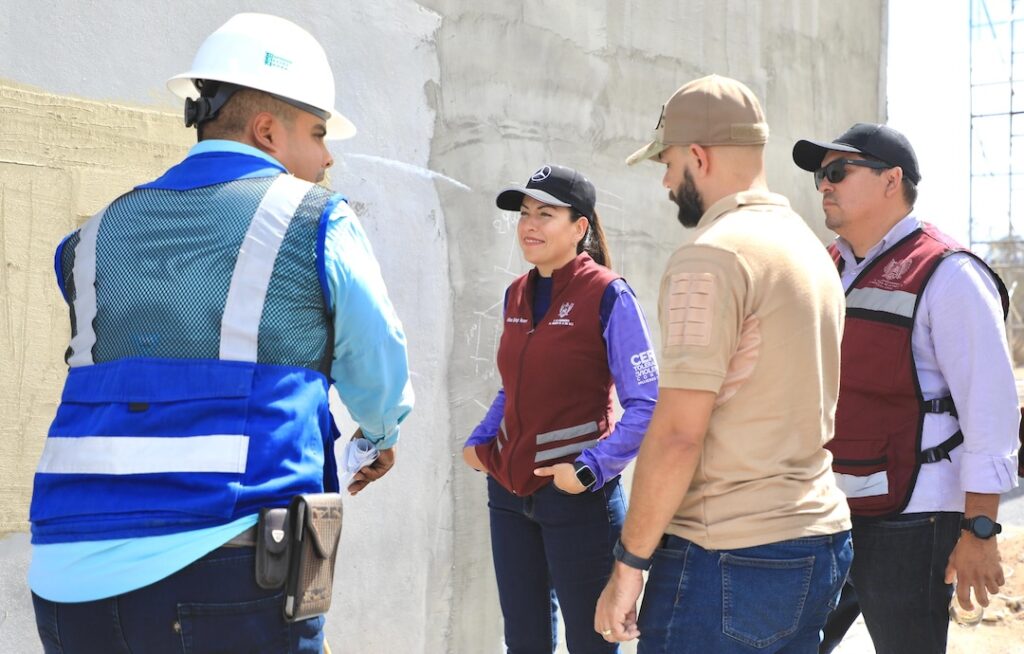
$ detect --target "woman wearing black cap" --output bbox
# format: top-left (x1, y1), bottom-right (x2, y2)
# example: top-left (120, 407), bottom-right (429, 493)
top-left (463, 164), bottom-right (658, 653)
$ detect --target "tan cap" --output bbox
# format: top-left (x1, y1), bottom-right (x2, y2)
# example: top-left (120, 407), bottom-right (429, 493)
top-left (626, 74), bottom-right (769, 166)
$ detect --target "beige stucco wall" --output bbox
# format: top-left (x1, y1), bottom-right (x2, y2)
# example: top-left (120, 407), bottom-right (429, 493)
top-left (0, 81), bottom-right (191, 531)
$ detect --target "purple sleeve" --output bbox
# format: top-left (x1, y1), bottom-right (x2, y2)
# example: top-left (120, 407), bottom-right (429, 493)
top-left (465, 388), bottom-right (506, 447)
top-left (576, 283), bottom-right (658, 490)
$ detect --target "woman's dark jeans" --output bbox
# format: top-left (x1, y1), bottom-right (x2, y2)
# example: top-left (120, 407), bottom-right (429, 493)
top-left (487, 475), bottom-right (626, 654)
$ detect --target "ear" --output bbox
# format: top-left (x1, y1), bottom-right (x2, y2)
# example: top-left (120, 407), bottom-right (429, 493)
top-left (884, 166), bottom-right (905, 198)
top-left (575, 215), bottom-right (590, 243)
top-left (689, 144), bottom-right (710, 178)
top-left (249, 112), bottom-right (283, 155)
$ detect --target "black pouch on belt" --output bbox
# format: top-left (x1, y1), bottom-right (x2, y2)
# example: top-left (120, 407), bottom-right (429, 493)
top-left (255, 507), bottom-right (291, 589)
top-left (283, 492), bottom-right (343, 623)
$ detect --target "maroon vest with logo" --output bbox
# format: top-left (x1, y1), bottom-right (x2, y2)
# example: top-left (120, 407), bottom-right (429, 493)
top-left (828, 225), bottom-right (1008, 517)
top-left (476, 253), bottom-right (619, 496)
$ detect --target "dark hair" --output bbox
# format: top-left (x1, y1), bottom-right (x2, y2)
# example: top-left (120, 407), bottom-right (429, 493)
top-left (900, 179), bottom-right (918, 207)
top-left (572, 209), bottom-right (612, 269)
top-left (863, 155), bottom-right (917, 208)
top-left (198, 88), bottom-right (299, 141)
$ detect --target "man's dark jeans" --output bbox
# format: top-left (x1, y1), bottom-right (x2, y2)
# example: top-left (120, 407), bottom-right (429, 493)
top-left (820, 512), bottom-right (962, 654)
top-left (487, 474), bottom-right (626, 654)
top-left (32, 546), bottom-right (324, 654)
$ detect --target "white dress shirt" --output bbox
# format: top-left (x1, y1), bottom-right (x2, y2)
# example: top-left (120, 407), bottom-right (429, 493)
top-left (834, 214), bottom-right (1019, 513)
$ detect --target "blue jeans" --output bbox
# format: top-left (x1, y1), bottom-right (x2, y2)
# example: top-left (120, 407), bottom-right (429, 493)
top-left (637, 531), bottom-right (852, 654)
top-left (487, 475), bottom-right (627, 654)
top-left (819, 512), bottom-right (961, 654)
top-left (32, 546), bottom-right (324, 653)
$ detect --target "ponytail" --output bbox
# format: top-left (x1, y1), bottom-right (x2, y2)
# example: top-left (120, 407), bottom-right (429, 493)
top-left (573, 209), bottom-right (612, 270)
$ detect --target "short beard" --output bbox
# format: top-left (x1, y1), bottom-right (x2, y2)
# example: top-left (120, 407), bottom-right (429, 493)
top-left (671, 169), bottom-right (704, 228)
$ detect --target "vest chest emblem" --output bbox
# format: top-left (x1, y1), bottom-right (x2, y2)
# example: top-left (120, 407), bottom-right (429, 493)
top-left (869, 256), bottom-right (915, 290)
top-left (549, 302), bottom-right (575, 327)
top-left (882, 257), bottom-right (913, 282)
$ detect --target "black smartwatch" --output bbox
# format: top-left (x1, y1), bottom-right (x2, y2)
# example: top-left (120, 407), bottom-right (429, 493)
top-left (573, 462), bottom-right (597, 490)
top-left (613, 538), bottom-right (654, 571)
top-left (961, 515), bottom-right (1002, 540)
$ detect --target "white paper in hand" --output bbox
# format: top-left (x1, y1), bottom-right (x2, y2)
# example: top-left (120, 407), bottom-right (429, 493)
top-left (338, 437), bottom-right (380, 490)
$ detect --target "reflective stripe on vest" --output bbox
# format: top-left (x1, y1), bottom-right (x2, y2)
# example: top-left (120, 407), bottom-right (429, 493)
top-left (220, 175), bottom-right (311, 362)
top-left (834, 470), bottom-right (889, 499)
top-left (829, 225), bottom-right (1008, 517)
top-left (37, 434), bottom-right (250, 475)
top-left (31, 175), bottom-right (336, 544)
top-left (534, 438), bottom-right (602, 463)
top-left (66, 175), bottom-right (313, 367)
top-left (44, 175), bottom-right (310, 495)
top-left (479, 254), bottom-right (618, 495)
top-left (845, 287), bottom-right (916, 318)
top-left (66, 209), bottom-right (105, 367)
top-left (534, 421), bottom-right (600, 463)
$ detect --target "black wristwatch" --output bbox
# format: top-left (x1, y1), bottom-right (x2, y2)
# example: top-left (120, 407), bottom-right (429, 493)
top-left (573, 462), bottom-right (597, 490)
top-left (613, 538), bottom-right (654, 571)
top-left (961, 515), bottom-right (1002, 540)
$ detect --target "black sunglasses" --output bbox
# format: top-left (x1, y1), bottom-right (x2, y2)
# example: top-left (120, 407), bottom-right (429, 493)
top-left (814, 158), bottom-right (892, 189)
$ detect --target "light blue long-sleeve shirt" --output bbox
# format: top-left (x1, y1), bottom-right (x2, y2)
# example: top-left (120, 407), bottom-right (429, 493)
top-left (31, 140), bottom-right (413, 602)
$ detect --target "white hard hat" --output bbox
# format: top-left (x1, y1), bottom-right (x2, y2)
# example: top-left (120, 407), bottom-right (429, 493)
top-left (167, 13), bottom-right (356, 140)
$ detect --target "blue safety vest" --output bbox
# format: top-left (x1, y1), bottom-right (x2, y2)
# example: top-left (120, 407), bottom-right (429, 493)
top-left (30, 173), bottom-right (344, 544)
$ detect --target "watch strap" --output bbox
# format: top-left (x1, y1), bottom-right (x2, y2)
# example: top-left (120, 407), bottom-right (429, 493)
top-left (613, 538), bottom-right (654, 571)
top-left (961, 516), bottom-right (1002, 539)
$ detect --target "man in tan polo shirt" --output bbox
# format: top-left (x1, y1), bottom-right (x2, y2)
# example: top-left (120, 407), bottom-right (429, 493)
top-left (594, 75), bottom-right (852, 653)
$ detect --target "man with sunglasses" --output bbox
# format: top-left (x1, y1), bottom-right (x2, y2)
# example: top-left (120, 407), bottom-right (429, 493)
top-left (793, 123), bottom-right (1019, 654)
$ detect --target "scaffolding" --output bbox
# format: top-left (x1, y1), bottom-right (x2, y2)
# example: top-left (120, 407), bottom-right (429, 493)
top-left (971, 0), bottom-right (1024, 362)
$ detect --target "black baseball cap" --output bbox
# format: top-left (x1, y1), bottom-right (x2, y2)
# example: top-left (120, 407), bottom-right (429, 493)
top-left (792, 123), bottom-right (921, 184)
top-left (496, 164), bottom-right (597, 218)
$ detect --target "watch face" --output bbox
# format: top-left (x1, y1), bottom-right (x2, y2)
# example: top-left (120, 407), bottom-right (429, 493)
top-left (972, 516), bottom-right (998, 539)
top-left (575, 464), bottom-right (597, 488)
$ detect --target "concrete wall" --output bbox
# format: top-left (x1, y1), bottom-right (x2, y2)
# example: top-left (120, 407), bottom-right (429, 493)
top-left (0, 1), bottom-right (885, 652)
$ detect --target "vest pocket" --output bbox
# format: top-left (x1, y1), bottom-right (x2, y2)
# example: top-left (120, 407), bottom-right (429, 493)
top-left (830, 439), bottom-right (890, 501)
top-left (31, 359), bottom-right (255, 532)
top-left (840, 321), bottom-right (909, 391)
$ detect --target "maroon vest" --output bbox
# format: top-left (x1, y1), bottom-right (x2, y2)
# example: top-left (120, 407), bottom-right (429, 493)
top-left (829, 225), bottom-right (1007, 517)
top-left (477, 254), bottom-right (619, 496)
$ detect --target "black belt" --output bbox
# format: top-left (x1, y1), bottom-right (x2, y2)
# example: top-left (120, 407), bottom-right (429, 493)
top-left (223, 525), bottom-right (257, 548)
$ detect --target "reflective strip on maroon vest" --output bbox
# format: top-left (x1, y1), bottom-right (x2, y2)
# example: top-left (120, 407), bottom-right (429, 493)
top-left (829, 225), bottom-right (1008, 517)
top-left (477, 254), bottom-right (618, 496)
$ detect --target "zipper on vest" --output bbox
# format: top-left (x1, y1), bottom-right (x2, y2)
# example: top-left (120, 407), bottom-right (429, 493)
top-left (507, 327), bottom-right (535, 495)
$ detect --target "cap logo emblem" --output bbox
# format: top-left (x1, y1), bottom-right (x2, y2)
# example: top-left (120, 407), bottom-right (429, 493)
top-left (655, 104), bottom-right (666, 130)
top-left (531, 166), bottom-right (552, 182)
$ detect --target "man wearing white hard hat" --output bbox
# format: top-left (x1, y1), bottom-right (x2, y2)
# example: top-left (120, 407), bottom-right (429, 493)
top-left (26, 13), bottom-right (413, 652)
